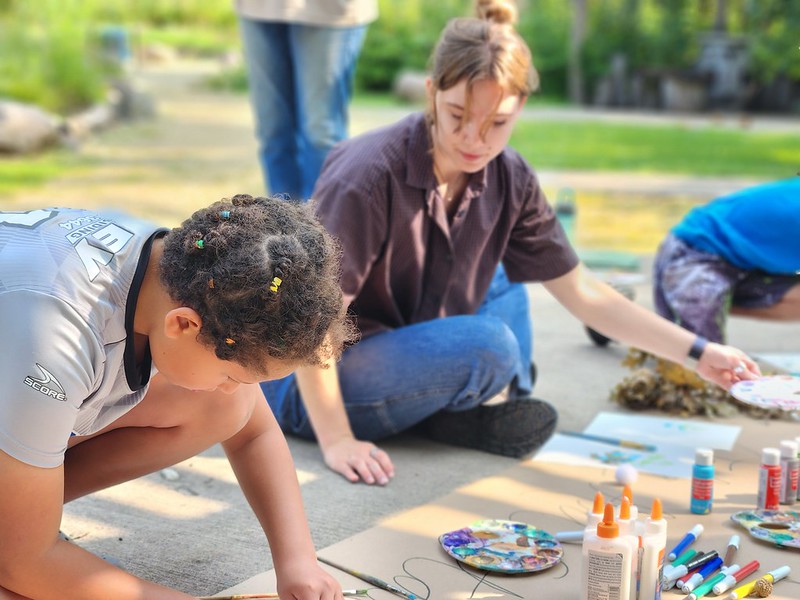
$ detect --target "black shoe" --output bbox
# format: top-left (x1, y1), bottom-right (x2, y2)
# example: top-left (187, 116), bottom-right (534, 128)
top-left (422, 397), bottom-right (558, 458)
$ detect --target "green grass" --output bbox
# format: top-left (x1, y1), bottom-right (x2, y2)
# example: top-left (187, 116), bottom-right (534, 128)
top-left (510, 119), bottom-right (799, 178)
top-left (0, 152), bottom-right (90, 197)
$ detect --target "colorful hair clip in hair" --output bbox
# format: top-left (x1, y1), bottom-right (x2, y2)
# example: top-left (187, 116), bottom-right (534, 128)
top-left (269, 276), bottom-right (283, 293)
top-left (195, 239), bottom-right (205, 249)
top-left (208, 278), bottom-right (215, 289)
top-left (225, 337), bottom-right (236, 346)
top-left (220, 210), bottom-right (231, 219)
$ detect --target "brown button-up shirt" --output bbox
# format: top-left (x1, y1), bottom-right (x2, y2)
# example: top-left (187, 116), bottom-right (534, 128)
top-left (314, 112), bottom-right (579, 338)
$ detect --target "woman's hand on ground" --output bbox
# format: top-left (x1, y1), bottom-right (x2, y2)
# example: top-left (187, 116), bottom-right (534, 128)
top-left (322, 438), bottom-right (394, 485)
top-left (696, 342), bottom-right (761, 390)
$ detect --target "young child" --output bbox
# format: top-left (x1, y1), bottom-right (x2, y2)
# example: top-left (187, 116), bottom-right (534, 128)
top-left (0, 195), bottom-right (353, 600)
top-left (261, 0), bottom-right (759, 486)
top-left (654, 177), bottom-right (800, 343)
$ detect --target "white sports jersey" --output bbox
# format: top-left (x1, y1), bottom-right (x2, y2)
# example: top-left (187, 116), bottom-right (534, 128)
top-left (0, 208), bottom-right (167, 468)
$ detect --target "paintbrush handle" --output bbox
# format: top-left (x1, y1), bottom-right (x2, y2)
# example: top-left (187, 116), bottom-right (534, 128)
top-left (198, 590), bottom-right (367, 600)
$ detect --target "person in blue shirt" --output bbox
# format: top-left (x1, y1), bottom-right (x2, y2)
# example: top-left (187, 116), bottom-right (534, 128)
top-left (654, 177), bottom-right (800, 343)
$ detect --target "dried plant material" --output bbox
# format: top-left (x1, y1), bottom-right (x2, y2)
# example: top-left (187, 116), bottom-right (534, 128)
top-left (611, 349), bottom-right (784, 419)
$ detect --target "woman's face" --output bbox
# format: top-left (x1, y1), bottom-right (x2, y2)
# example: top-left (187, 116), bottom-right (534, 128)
top-left (429, 77), bottom-right (524, 178)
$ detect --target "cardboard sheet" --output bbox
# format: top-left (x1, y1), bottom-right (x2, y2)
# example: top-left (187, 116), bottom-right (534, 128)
top-left (218, 415), bottom-right (800, 599)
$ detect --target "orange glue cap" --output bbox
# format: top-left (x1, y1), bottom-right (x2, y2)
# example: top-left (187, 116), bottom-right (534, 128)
top-left (620, 496), bottom-right (631, 520)
top-left (650, 498), bottom-right (663, 520)
top-left (597, 503), bottom-right (619, 538)
top-left (592, 491), bottom-right (605, 514)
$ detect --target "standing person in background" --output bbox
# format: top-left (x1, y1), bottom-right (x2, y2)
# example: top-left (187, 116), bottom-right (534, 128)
top-left (654, 177), bottom-right (800, 343)
top-left (0, 196), bottom-right (353, 600)
top-left (235, 0), bottom-right (378, 200)
top-left (261, 0), bottom-right (759, 487)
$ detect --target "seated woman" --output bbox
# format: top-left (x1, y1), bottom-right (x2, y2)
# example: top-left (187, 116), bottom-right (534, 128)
top-left (654, 177), bottom-right (800, 343)
top-left (262, 0), bottom-right (759, 486)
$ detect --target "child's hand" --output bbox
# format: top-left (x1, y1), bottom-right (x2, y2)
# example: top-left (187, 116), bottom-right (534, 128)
top-left (276, 560), bottom-right (343, 600)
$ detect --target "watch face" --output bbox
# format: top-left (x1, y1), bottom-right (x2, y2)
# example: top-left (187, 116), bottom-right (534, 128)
top-left (439, 519), bottom-right (563, 573)
top-left (730, 375), bottom-right (800, 412)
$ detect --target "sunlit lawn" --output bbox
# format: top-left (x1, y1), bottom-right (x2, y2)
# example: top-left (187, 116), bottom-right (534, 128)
top-left (0, 151), bottom-right (91, 197)
top-left (510, 119), bottom-right (799, 178)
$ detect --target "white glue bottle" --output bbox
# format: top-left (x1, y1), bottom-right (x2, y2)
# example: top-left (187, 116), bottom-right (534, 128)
top-left (639, 498), bottom-right (667, 600)
top-left (582, 503), bottom-right (633, 600)
top-left (617, 497), bottom-right (640, 600)
top-left (583, 491), bottom-right (606, 544)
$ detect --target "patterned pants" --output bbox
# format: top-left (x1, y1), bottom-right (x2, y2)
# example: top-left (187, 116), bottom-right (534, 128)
top-left (654, 233), bottom-right (800, 343)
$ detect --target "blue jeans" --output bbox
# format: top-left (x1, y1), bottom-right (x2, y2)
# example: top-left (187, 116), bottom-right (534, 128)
top-left (262, 268), bottom-right (533, 441)
top-left (239, 18), bottom-right (367, 200)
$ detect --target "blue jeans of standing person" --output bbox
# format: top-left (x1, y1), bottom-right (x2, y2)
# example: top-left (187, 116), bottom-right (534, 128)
top-left (239, 17), bottom-right (367, 201)
top-left (262, 267), bottom-right (534, 441)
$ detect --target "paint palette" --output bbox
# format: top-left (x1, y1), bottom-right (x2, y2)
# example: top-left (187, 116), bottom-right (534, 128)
top-left (730, 375), bottom-right (800, 412)
top-left (439, 519), bottom-right (563, 573)
top-left (731, 509), bottom-right (800, 550)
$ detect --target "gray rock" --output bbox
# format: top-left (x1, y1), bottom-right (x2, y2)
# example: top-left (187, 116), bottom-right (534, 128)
top-left (0, 100), bottom-right (61, 154)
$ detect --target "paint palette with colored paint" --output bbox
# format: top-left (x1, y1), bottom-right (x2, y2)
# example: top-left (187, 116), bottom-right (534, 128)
top-left (731, 509), bottom-right (800, 550)
top-left (730, 375), bottom-right (800, 412)
top-left (439, 519), bottom-right (563, 573)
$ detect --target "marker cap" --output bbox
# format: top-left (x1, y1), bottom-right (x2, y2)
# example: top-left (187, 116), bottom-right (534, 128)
top-left (767, 565), bottom-right (791, 581)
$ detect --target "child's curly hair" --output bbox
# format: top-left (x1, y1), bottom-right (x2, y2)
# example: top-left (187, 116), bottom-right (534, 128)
top-left (159, 194), bottom-right (355, 371)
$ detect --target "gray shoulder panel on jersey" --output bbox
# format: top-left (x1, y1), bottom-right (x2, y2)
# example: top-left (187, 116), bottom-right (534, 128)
top-left (0, 290), bottom-right (101, 468)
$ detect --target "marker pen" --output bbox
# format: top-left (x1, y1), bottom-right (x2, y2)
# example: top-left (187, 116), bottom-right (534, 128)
top-left (555, 530), bottom-right (584, 543)
top-left (662, 550), bottom-right (702, 586)
top-left (668, 524), bottom-right (704, 561)
top-left (681, 557), bottom-right (723, 593)
top-left (685, 569), bottom-right (731, 600)
top-left (713, 560), bottom-right (759, 595)
top-left (723, 535), bottom-right (739, 566)
top-left (726, 565), bottom-right (791, 600)
top-left (666, 551), bottom-right (718, 590)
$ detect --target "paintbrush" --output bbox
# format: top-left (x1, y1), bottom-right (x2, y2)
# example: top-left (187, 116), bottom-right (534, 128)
top-left (198, 589), bottom-right (367, 600)
top-left (317, 556), bottom-right (419, 600)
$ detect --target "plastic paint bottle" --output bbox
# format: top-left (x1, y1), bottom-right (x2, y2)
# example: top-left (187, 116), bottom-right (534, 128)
top-left (582, 503), bottom-right (633, 600)
top-left (690, 448), bottom-right (715, 514)
top-left (795, 437), bottom-right (800, 501)
top-left (639, 498), bottom-right (667, 600)
top-left (778, 440), bottom-right (799, 505)
top-left (622, 484), bottom-right (639, 523)
top-left (757, 447), bottom-right (782, 510)
top-left (584, 491), bottom-right (605, 544)
top-left (617, 497), bottom-right (640, 600)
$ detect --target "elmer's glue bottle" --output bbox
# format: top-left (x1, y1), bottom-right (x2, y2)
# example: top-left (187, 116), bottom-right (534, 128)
top-left (584, 491), bottom-right (605, 543)
top-left (622, 484), bottom-right (639, 523)
top-left (639, 499), bottom-right (667, 600)
top-left (582, 503), bottom-right (633, 600)
top-left (617, 497), bottom-right (640, 600)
